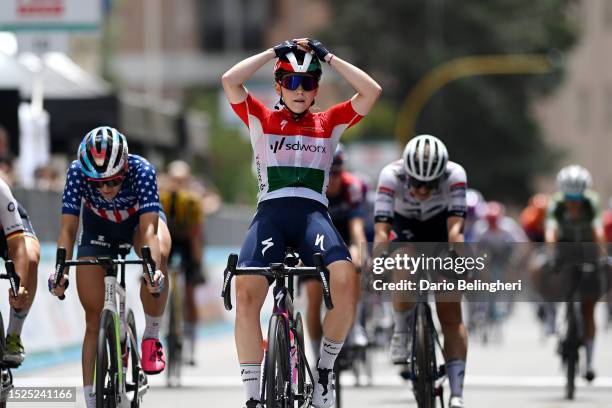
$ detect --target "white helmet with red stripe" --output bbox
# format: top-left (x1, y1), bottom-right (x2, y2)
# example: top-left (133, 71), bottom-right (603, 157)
top-left (402, 134), bottom-right (448, 181)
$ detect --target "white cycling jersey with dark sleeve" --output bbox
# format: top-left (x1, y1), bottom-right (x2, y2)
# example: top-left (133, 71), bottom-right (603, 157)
top-left (374, 159), bottom-right (467, 223)
top-left (0, 178), bottom-right (24, 239)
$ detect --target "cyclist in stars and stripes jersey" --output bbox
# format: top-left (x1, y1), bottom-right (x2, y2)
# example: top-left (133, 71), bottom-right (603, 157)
top-left (222, 38), bottom-right (381, 408)
top-left (48, 126), bottom-right (172, 408)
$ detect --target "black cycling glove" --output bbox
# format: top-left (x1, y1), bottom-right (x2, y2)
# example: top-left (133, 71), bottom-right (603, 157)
top-left (273, 40), bottom-right (297, 59)
top-left (307, 39), bottom-right (331, 61)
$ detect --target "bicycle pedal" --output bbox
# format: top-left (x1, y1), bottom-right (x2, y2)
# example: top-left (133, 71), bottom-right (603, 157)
top-left (398, 367), bottom-right (412, 381)
top-left (438, 364), bottom-right (446, 377)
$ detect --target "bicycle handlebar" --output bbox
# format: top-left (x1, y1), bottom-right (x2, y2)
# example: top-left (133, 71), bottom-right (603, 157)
top-left (0, 260), bottom-right (21, 304)
top-left (54, 246), bottom-right (159, 300)
top-left (221, 252), bottom-right (334, 311)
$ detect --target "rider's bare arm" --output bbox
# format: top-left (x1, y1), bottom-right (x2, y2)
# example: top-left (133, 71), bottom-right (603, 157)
top-left (57, 214), bottom-right (80, 263)
top-left (221, 49), bottom-right (276, 104)
top-left (447, 216), bottom-right (465, 243)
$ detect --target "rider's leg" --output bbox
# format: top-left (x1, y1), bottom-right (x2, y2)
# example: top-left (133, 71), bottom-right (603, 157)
top-left (133, 219), bottom-right (171, 374)
top-left (581, 300), bottom-right (596, 377)
top-left (304, 279), bottom-right (324, 358)
top-left (7, 236), bottom-right (39, 338)
top-left (436, 301), bottom-right (468, 400)
top-left (320, 260), bottom-right (357, 367)
top-left (390, 252), bottom-right (416, 363)
top-left (75, 263), bottom-right (106, 408)
top-left (134, 219), bottom-right (171, 339)
top-left (235, 275), bottom-right (269, 402)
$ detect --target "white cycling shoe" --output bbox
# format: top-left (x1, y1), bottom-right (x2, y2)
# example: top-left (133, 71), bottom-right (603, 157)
top-left (312, 366), bottom-right (335, 408)
top-left (389, 332), bottom-right (411, 364)
top-left (449, 396), bottom-right (465, 408)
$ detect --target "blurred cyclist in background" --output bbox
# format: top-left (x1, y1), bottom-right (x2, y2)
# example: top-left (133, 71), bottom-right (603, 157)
top-left (603, 199), bottom-right (612, 324)
top-left (374, 135), bottom-right (468, 408)
top-left (0, 176), bottom-right (40, 366)
top-left (543, 165), bottom-right (607, 382)
top-left (48, 127), bottom-right (170, 408)
top-left (520, 193), bottom-right (548, 243)
top-left (469, 201), bottom-right (528, 339)
top-left (160, 160), bottom-right (206, 365)
top-left (302, 144), bottom-right (368, 359)
top-left (464, 189), bottom-right (485, 243)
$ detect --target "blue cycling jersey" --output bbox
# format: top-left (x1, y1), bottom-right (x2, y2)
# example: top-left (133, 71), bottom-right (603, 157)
top-left (61, 154), bottom-right (161, 223)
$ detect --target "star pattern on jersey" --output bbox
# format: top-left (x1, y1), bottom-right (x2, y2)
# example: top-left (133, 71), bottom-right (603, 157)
top-left (61, 155), bottom-right (160, 223)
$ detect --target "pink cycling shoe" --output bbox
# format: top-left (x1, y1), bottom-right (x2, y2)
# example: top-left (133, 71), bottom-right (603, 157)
top-left (141, 338), bottom-right (166, 374)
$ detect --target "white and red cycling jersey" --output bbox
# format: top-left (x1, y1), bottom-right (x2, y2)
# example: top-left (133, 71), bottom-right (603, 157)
top-left (231, 93), bottom-right (363, 206)
top-left (374, 160), bottom-right (467, 223)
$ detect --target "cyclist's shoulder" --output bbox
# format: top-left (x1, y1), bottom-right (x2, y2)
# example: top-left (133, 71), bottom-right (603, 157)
top-left (341, 171), bottom-right (366, 189)
top-left (444, 161), bottom-right (467, 181)
top-left (583, 189), bottom-right (600, 208)
top-left (340, 171), bottom-right (367, 203)
top-left (376, 161), bottom-right (404, 193)
top-left (548, 192), bottom-right (564, 208)
top-left (127, 155), bottom-right (157, 179)
top-left (0, 177), bottom-right (18, 210)
top-left (380, 159), bottom-right (404, 178)
top-left (441, 161), bottom-right (467, 192)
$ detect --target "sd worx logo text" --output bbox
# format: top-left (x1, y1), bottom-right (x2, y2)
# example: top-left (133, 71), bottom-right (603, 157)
top-left (270, 137), bottom-right (327, 154)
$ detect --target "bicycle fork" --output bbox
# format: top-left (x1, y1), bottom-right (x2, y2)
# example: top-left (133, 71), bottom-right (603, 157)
top-left (94, 274), bottom-right (133, 408)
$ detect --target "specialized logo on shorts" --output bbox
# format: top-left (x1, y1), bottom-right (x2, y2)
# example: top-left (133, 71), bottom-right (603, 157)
top-left (261, 237), bottom-right (274, 256)
top-left (315, 234), bottom-right (325, 251)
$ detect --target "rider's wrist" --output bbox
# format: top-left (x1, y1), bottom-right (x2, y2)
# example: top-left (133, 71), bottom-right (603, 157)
top-left (325, 53), bottom-right (334, 64)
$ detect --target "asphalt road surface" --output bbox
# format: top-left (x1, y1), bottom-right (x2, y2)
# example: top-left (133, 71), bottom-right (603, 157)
top-left (16, 303), bottom-right (612, 407)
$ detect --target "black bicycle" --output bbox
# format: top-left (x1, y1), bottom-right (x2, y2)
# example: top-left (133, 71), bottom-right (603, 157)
top-left (0, 260), bottom-right (21, 408)
top-left (222, 250), bottom-right (333, 408)
top-left (557, 261), bottom-right (599, 400)
top-left (54, 246), bottom-right (158, 407)
top-left (393, 267), bottom-right (447, 408)
top-left (165, 256), bottom-right (185, 387)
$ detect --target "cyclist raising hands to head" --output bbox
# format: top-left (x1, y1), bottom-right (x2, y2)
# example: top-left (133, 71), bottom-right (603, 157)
top-left (222, 38), bottom-right (381, 408)
top-left (48, 127), bottom-right (171, 408)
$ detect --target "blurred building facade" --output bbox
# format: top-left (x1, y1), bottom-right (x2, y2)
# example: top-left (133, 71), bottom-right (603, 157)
top-left (534, 0), bottom-right (612, 203)
top-left (111, 0), bottom-right (330, 92)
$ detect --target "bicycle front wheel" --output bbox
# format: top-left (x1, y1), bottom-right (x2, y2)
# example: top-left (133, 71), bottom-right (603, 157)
top-left (565, 304), bottom-right (578, 400)
top-left (166, 281), bottom-right (183, 387)
top-left (127, 309), bottom-right (142, 408)
top-left (294, 312), bottom-right (307, 403)
top-left (414, 304), bottom-right (436, 408)
top-left (265, 314), bottom-right (289, 408)
top-left (96, 310), bottom-right (120, 408)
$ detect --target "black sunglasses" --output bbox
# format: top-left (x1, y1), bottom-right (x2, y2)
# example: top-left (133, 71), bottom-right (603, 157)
top-left (408, 177), bottom-right (440, 190)
top-left (88, 175), bottom-right (125, 189)
top-left (279, 74), bottom-right (319, 91)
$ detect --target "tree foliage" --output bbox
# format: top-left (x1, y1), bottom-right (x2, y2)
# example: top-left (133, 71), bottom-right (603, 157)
top-left (323, 0), bottom-right (578, 202)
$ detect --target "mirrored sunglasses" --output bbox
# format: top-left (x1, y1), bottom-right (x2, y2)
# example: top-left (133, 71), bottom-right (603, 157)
top-left (280, 74), bottom-right (319, 91)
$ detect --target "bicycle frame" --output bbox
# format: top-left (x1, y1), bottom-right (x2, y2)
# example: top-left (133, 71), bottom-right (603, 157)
top-left (54, 246), bottom-right (157, 407)
top-left (222, 252), bottom-right (333, 408)
top-left (0, 259), bottom-right (21, 402)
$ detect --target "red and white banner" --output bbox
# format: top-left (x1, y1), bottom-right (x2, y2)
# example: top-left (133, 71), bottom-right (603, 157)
top-left (0, 0), bottom-right (100, 31)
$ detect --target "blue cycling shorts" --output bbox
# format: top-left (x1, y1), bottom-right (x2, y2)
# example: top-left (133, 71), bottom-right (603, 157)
top-left (77, 208), bottom-right (167, 258)
top-left (238, 197), bottom-right (351, 272)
